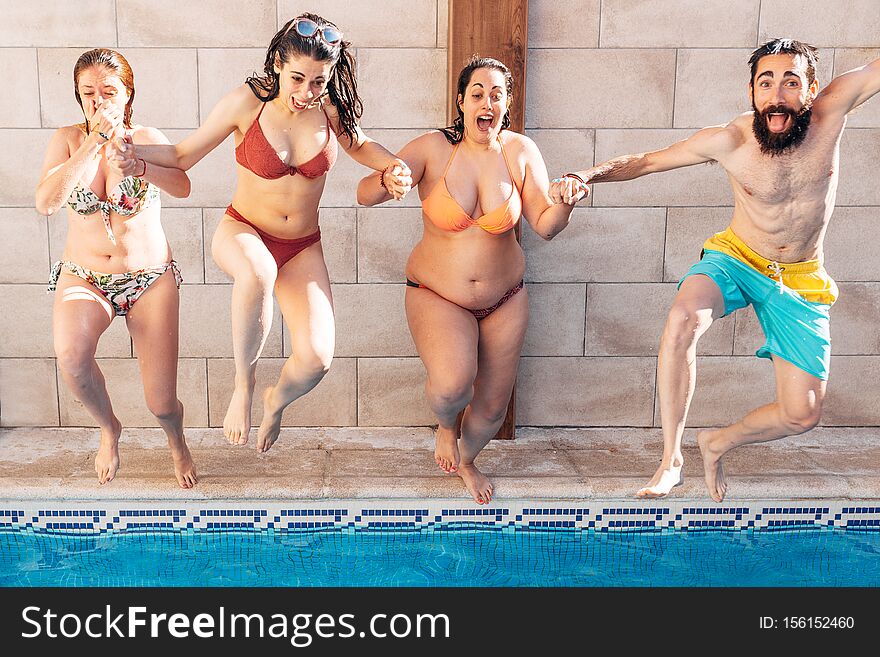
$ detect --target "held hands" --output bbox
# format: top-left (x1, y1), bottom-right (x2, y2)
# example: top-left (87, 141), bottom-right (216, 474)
top-left (106, 136), bottom-right (144, 178)
top-left (381, 158), bottom-right (413, 201)
top-left (550, 174), bottom-right (590, 206)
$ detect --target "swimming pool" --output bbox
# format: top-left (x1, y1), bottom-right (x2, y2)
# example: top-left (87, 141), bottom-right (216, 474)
top-left (2, 501), bottom-right (878, 586)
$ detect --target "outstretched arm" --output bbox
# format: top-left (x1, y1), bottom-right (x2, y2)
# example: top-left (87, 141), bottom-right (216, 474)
top-left (816, 57), bottom-right (880, 117)
top-left (549, 123), bottom-right (737, 204)
top-left (566, 124), bottom-right (734, 184)
top-left (124, 85), bottom-right (249, 171)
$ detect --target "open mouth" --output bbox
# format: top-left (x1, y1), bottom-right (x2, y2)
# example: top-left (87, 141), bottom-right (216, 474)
top-left (766, 111), bottom-right (792, 133)
top-left (476, 114), bottom-right (494, 131)
top-left (291, 96), bottom-right (311, 111)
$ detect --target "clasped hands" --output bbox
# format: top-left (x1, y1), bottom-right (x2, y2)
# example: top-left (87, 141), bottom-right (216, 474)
top-left (549, 174), bottom-right (590, 205)
top-left (381, 159), bottom-right (413, 200)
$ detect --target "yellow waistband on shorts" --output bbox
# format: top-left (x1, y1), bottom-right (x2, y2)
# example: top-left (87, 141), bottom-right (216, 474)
top-left (702, 227), bottom-right (837, 305)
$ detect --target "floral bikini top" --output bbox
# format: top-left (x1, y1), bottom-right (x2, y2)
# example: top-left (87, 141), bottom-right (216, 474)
top-left (66, 176), bottom-right (159, 244)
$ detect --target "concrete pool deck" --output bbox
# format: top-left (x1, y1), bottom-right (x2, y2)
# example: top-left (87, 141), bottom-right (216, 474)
top-left (1, 426), bottom-right (878, 502)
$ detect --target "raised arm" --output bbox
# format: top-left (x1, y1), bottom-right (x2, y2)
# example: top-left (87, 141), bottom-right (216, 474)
top-left (130, 85), bottom-right (251, 171)
top-left (517, 135), bottom-right (582, 241)
top-left (36, 128), bottom-right (97, 215)
top-left (35, 98), bottom-right (125, 215)
top-left (816, 56), bottom-right (880, 118)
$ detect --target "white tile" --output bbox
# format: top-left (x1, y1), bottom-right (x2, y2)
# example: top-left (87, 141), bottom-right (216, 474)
top-left (117, 0), bottom-right (277, 47)
top-left (601, 0), bottom-right (760, 47)
top-left (0, 49), bottom-right (40, 127)
top-left (278, 0), bottom-right (437, 48)
top-left (0, 209), bottom-right (49, 283)
top-left (0, 358), bottom-right (59, 426)
top-left (1, 1), bottom-right (116, 47)
top-left (527, 49), bottom-right (675, 129)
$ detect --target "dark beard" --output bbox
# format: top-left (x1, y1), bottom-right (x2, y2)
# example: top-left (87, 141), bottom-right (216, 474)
top-left (751, 102), bottom-right (812, 156)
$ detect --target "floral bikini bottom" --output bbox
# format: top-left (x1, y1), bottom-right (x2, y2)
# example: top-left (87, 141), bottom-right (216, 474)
top-left (48, 260), bottom-right (183, 316)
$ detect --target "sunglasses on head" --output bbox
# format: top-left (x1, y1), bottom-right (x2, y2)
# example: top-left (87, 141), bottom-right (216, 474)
top-left (291, 18), bottom-right (343, 45)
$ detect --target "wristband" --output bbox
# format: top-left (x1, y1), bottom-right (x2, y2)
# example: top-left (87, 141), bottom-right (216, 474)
top-left (379, 165), bottom-right (391, 192)
top-left (98, 131), bottom-right (111, 143)
top-left (137, 158), bottom-right (147, 178)
top-left (563, 172), bottom-right (588, 187)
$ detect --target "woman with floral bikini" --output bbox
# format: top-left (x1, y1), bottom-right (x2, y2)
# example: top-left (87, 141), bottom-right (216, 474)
top-left (35, 48), bottom-right (198, 489)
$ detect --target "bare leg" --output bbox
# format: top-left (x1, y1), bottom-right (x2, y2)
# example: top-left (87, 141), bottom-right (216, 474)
top-left (458, 288), bottom-right (528, 504)
top-left (211, 215), bottom-right (278, 445)
top-left (637, 274), bottom-right (726, 498)
top-left (52, 273), bottom-right (120, 485)
top-left (126, 270), bottom-right (197, 489)
top-left (698, 356), bottom-right (824, 502)
top-left (405, 286), bottom-right (479, 474)
top-left (256, 242), bottom-right (334, 453)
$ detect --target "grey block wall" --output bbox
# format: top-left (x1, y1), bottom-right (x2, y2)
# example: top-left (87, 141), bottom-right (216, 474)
top-left (1, 0), bottom-right (878, 429)
top-left (520, 0), bottom-right (880, 428)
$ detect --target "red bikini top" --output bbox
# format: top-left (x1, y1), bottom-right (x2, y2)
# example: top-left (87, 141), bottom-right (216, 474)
top-left (235, 102), bottom-right (338, 180)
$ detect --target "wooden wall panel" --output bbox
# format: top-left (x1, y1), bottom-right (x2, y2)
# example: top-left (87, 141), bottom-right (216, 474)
top-left (447, 0), bottom-right (528, 131)
top-left (448, 0), bottom-right (528, 438)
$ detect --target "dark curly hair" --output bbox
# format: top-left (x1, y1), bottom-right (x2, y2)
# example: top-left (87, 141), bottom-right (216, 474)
top-left (440, 56), bottom-right (513, 145)
top-left (749, 38), bottom-right (819, 85)
top-left (246, 13), bottom-right (362, 144)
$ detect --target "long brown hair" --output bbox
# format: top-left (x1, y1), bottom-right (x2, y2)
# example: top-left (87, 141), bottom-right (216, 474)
top-left (440, 56), bottom-right (513, 145)
top-left (73, 48), bottom-right (135, 133)
top-left (246, 13), bottom-right (362, 144)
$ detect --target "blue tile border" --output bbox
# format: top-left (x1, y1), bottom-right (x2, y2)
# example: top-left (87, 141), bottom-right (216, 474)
top-left (0, 500), bottom-right (878, 534)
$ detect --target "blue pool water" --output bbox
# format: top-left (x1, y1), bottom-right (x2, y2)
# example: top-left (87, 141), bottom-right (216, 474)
top-left (2, 525), bottom-right (878, 586)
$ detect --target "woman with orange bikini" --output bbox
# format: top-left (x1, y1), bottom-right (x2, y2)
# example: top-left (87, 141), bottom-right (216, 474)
top-left (358, 57), bottom-right (587, 504)
top-left (125, 14), bottom-right (411, 452)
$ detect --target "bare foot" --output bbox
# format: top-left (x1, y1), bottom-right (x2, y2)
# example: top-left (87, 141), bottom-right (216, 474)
top-left (169, 439), bottom-right (198, 489)
top-left (697, 429), bottom-right (728, 502)
top-left (458, 463), bottom-right (493, 504)
top-left (256, 386), bottom-right (284, 453)
top-left (434, 425), bottom-right (460, 473)
top-left (223, 382), bottom-right (253, 446)
top-left (635, 458), bottom-right (683, 499)
top-left (95, 417), bottom-right (122, 485)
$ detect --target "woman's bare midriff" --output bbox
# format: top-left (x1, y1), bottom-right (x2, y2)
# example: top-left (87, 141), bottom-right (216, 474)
top-left (60, 205), bottom-right (173, 273)
top-left (406, 222), bottom-right (525, 309)
top-left (227, 162), bottom-right (326, 239)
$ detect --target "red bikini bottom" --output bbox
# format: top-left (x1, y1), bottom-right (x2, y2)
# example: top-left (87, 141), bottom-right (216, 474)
top-left (226, 205), bottom-right (321, 270)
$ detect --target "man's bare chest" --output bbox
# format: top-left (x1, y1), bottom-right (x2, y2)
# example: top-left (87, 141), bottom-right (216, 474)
top-left (724, 131), bottom-right (840, 204)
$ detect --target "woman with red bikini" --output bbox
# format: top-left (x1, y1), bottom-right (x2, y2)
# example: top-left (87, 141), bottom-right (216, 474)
top-left (126, 14), bottom-right (411, 452)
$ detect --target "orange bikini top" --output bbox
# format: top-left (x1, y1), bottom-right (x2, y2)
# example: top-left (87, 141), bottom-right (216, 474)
top-left (422, 135), bottom-right (521, 235)
top-left (235, 102), bottom-right (337, 180)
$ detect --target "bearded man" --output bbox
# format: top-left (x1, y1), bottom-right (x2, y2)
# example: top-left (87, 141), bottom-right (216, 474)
top-left (551, 39), bottom-right (880, 502)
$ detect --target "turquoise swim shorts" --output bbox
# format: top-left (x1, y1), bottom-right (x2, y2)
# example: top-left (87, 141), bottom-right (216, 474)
top-left (679, 249), bottom-right (832, 380)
